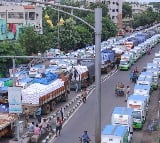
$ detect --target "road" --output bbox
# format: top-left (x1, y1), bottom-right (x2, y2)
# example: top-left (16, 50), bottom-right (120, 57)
top-left (53, 44), bottom-right (160, 143)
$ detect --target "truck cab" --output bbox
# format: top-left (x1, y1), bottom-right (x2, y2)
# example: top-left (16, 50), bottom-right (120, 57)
top-left (127, 95), bottom-right (148, 129)
top-left (119, 53), bottom-right (133, 70)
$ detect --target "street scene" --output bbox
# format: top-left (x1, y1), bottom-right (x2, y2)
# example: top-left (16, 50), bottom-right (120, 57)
top-left (0, 0), bottom-right (160, 143)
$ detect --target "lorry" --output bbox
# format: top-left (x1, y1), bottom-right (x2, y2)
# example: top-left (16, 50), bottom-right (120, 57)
top-left (127, 95), bottom-right (148, 129)
top-left (111, 107), bottom-right (133, 141)
top-left (0, 88), bottom-right (17, 138)
top-left (133, 84), bottom-right (151, 103)
top-left (138, 71), bottom-right (157, 90)
top-left (101, 49), bottom-right (116, 73)
top-left (119, 53), bottom-right (133, 70)
top-left (68, 65), bottom-right (89, 91)
top-left (22, 72), bottom-right (70, 115)
top-left (145, 69), bottom-right (159, 89)
top-left (101, 124), bottom-right (130, 143)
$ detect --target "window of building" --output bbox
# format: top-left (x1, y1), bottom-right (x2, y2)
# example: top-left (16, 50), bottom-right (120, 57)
top-left (116, 9), bottom-right (119, 12)
top-left (29, 12), bottom-right (35, 20)
top-left (8, 12), bottom-right (24, 19)
top-left (0, 12), bottom-right (6, 19)
top-left (113, 2), bottom-right (115, 4)
top-left (116, 2), bottom-right (119, 6)
top-left (112, 9), bottom-right (115, 12)
top-left (112, 16), bottom-right (115, 19)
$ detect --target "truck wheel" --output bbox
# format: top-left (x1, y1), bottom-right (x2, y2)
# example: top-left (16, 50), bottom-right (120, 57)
top-left (50, 101), bottom-right (56, 111)
top-left (43, 104), bottom-right (50, 115)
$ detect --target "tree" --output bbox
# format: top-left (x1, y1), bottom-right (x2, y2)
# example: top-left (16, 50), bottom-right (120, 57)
top-left (132, 7), bottom-right (160, 28)
top-left (122, 2), bottom-right (132, 18)
top-left (0, 41), bottom-right (25, 76)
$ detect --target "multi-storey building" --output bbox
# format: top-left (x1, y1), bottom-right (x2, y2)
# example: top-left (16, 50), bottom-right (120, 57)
top-left (79, 0), bottom-right (123, 29)
top-left (0, 5), bottom-right (42, 40)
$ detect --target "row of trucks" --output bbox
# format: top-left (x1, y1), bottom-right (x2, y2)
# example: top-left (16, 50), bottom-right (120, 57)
top-left (118, 33), bottom-right (160, 71)
top-left (0, 24), bottom-right (159, 139)
top-left (101, 26), bottom-right (160, 143)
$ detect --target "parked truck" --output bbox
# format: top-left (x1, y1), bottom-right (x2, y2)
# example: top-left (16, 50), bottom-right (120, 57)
top-left (101, 49), bottom-right (116, 73)
top-left (119, 53), bottom-right (133, 70)
top-left (127, 95), bottom-right (148, 129)
top-left (133, 84), bottom-right (151, 103)
top-left (0, 113), bottom-right (17, 139)
top-left (101, 124), bottom-right (130, 143)
top-left (22, 72), bottom-right (70, 115)
top-left (0, 88), bottom-right (17, 138)
top-left (111, 107), bottom-right (133, 141)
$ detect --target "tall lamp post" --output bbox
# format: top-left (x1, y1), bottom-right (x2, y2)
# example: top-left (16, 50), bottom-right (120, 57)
top-left (48, 4), bottom-right (102, 143)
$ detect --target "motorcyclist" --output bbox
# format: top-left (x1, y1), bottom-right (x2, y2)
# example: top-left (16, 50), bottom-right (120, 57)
top-left (81, 130), bottom-right (91, 143)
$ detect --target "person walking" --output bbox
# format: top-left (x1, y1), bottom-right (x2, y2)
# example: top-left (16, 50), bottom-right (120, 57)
top-left (23, 107), bottom-right (30, 128)
top-left (35, 106), bottom-right (42, 123)
top-left (60, 107), bottom-right (64, 121)
top-left (125, 85), bottom-right (130, 102)
top-left (55, 117), bottom-right (63, 137)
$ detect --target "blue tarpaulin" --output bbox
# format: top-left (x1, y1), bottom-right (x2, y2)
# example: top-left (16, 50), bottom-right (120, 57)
top-left (33, 72), bottom-right (59, 85)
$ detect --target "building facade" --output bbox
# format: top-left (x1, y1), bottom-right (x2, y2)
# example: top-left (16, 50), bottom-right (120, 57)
top-left (79, 0), bottom-right (123, 29)
top-left (0, 5), bottom-right (42, 40)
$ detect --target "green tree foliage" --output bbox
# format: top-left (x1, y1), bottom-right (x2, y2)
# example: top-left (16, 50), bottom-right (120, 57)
top-left (122, 2), bottom-right (132, 18)
top-left (18, 2), bottom-right (117, 54)
top-left (0, 41), bottom-right (25, 76)
top-left (149, 2), bottom-right (160, 9)
top-left (133, 7), bottom-right (160, 28)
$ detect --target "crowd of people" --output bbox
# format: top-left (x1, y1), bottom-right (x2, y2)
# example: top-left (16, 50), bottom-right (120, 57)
top-left (22, 78), bottom-right (91, 142)
top-left (23, 106), bottom-right (64, 139)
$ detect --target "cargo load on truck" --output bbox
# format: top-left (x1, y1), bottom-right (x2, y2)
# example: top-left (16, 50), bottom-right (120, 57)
top-left (0, 88), bottom-right (17, 139)
top-left (22, 72), bottom-right (70, 115)
top-left (69, 65), bottom-right (89, 91)
top-left (111, 107), bottom-right (133, 140)
top-left (133, 84), bottom-right (151, 103)
top-left (101, 124), bottom-right (130, 143)
top-left (101, 49), bottom-right (116, 73)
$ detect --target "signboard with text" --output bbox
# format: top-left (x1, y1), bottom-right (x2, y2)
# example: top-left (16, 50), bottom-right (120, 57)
top-left (8, 87), bottom-right (22, 113)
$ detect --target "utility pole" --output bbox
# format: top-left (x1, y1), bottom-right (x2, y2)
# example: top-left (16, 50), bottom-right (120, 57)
top-left (12, 58), bottom-right (20, 141)
top-left (94, 8), bottom-right (102, 143)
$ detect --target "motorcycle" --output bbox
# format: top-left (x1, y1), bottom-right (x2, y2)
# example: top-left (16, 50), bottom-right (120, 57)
top-left (79, 137), bottom-right (91, 143)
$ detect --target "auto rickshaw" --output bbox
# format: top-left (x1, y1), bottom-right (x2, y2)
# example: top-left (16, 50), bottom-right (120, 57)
top-left (115, 83), bottom-right (125, 96)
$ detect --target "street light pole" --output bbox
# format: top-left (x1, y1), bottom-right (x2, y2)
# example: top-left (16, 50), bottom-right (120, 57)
top-left (57, 1), bottom-right (60, 49)
top-left (12, 58), bottom-right (20, 141)
top-left (95, 8), bottom-right (102, 143)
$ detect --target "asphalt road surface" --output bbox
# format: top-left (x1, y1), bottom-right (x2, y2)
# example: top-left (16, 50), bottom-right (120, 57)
top-left (53, 43), bottom-right (160, 143)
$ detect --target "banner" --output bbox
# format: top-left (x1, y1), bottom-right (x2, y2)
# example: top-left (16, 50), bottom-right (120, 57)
top-left (8, 87), bottom-right (22, 113)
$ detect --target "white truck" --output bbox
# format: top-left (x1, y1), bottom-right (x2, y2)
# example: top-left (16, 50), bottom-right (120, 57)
top-left (127, 94), bottom-right (148, 129)
top-left (134, 84), bottom-right (151, 103)
top-left (101, 124), bottom-right (130, 143)
top-left (119, 53), bottom-right (133, 71)
top-left (111, 107), bottom-right (133, 141)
